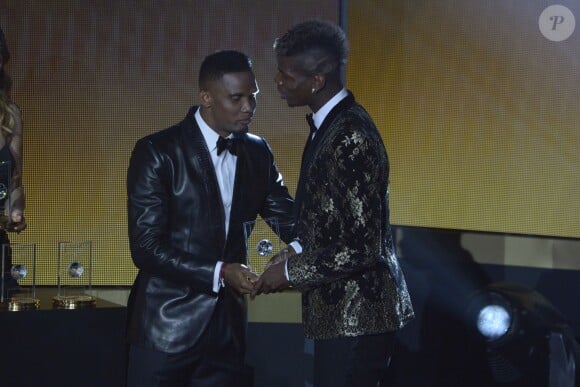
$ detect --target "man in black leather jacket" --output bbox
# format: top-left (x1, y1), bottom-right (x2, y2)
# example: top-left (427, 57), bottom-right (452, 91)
top-left (126, 50), bottom-right (295, 387)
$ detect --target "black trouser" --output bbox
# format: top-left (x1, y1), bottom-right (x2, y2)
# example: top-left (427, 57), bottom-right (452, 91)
top-left (126, 297), bottom-right (247, 387)
top-left (314, 331), bottom-right (396, 387)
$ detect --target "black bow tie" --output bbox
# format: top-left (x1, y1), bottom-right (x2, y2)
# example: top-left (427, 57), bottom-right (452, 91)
top-left (216, 136), bottom-right (238, 156)
top-left (306, 114), bottom-right (317, 135)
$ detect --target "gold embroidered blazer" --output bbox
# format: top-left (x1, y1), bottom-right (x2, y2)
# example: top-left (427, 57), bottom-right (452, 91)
top-left (288, 92), bottom-right (414, 339)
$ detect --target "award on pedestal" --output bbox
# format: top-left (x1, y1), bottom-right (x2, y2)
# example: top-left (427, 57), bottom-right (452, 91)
top-left (243, 217), bottom-right (281, 275)
top-left (0, 160), bottom-right (12, 230)
top-left (0, 243), bottom-right (40, 311)
top-left (53, 240), bottom-right (96, 309)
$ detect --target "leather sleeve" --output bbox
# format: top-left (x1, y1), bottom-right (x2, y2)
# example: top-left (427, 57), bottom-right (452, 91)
top-left (127, 137), bottom-right (215, 291)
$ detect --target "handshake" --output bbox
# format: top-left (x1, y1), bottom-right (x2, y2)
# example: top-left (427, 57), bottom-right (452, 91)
top-left (221, 246), bottom-right (295, 299)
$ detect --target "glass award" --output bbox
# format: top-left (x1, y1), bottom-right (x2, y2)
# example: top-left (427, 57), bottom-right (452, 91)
top-left (53, 240), bottom-right (96, 309)
top-left (0, 160), bottom-right (12, 230)
top-left (243, 217), bottom-right (281, 275)
top-left (0, 243), bottom-right (40, 311)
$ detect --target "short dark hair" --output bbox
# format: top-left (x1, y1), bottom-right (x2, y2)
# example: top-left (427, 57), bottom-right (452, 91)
top-left (198, 50), bottom-right (253, 90)
top-left (273, 20), bottom-right (348, 78)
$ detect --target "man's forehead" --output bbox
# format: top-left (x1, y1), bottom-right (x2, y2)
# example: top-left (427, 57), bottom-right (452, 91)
top-left (212, 72), bottom-right (258, 93)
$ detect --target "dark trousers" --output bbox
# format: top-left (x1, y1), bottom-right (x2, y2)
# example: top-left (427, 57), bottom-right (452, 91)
top-left (126, 298), bottom-right (246, 387)
top-left (314, 332), bottom-right (396, 387)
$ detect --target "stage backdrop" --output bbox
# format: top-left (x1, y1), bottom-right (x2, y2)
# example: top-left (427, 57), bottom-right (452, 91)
top-left (348, 2), bottom-right (579, 241)
top-left (3, 1), bottom-right (579, 285)
top-left (1, 1), bottom-right (339, 285)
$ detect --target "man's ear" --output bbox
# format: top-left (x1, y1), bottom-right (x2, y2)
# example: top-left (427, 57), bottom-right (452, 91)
top-left (199, 89), bottom-right (212, 108)
top-left (312, 73), bottom-right (326, 93)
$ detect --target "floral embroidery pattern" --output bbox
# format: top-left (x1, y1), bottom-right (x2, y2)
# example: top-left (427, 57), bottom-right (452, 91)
top-left (288, 101), bottom-right (414, 339)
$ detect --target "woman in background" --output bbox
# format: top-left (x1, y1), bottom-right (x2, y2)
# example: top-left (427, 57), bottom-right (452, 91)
top-left (0, 26), bottom-right (27, 296)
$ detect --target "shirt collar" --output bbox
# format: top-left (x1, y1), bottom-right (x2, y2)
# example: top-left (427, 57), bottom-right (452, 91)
top-left (195, 107), bottom-right (234, 152)
top-left (311, 88), bottom-right (348, 129)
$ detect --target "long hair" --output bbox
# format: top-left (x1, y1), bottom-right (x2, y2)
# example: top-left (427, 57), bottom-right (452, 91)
top-left (0, 26), bottom-right (15, 136)
top-left (0, 25), bottom-right (24, 220)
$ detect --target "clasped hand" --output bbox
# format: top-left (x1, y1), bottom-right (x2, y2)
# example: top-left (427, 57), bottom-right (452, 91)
top-left (224, 248), bottom-right (294, 299)
top-left (221, 263), bottom-right (259, 295)
top-left (222, 248), bottom-right (294, 298)
top-left (250, 247), bottom-right (294, 299)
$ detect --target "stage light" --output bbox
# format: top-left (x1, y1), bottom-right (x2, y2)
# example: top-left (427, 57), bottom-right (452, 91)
top-left (477, 304), bottom-right (511, 341)
top-left (466, 282), bottom-right (579, 386)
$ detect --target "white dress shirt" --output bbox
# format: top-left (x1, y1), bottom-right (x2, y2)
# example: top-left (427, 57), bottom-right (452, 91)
top-left (195, 108), bottom-right (237, 292)
top-left (310, 88), bottom-right (348, 137)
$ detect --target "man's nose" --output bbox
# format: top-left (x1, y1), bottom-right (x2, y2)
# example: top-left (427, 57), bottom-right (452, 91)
top-left (241, 98), bottom-right (255, 113)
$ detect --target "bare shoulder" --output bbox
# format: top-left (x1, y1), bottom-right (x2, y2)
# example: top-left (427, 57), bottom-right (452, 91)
top-left (6, 102), bottom-right (23, 134)
top-left (7, 102), bottom-right (22, 117)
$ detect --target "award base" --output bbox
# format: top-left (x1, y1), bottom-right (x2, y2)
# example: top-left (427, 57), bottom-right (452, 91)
top-left (0, 297), bottom-right (40, 311)
top-left (53, 295), bottom-right (96, 309)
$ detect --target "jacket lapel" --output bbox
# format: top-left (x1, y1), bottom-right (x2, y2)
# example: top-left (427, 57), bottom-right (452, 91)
top-left (294, 93), bottom-right (356, 221)
top-left (181, 107), bottom-right (228, 244)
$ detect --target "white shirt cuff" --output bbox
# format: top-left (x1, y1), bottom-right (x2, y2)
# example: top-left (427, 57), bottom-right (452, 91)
top-left (284, 260), bottom-right (290, 281)
top-left (289, 241), bottom-right (302, 254)
top-left (285, 241), bottom-right (303, 281)
top-left (213, 261), bottom-right (224, 293)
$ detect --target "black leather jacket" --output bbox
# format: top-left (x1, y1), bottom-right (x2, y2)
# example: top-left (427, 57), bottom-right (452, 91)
top-left (126, 106), bottom-right (294, 353)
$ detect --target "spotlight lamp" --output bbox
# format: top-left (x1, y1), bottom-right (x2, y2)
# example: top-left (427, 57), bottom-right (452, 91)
top-left (466, 282), bottom-right (579, 386)
top-left (477, 303), bottom-right (512, 341)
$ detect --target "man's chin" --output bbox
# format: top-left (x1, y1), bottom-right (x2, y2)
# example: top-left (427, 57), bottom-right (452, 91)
top-left (232, 125), bottom-right (249, 134)
top-left (279, 95), bottom-right (294, 107)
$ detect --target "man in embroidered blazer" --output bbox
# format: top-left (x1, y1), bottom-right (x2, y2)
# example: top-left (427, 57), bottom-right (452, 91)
top-left (126, 50), bottom-right (294, 387)
top-left (252, 21), bottom-right (414, 386)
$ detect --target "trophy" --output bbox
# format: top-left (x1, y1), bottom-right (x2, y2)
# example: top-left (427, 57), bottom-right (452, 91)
top-left (0, 243), bottom-right (40, 311)
top-left (53, 240), bottom-right (96, 309)
top-left (0, 160), bottom-right (12, 229)
top-left (243, 217), bottom-right (282, 275)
